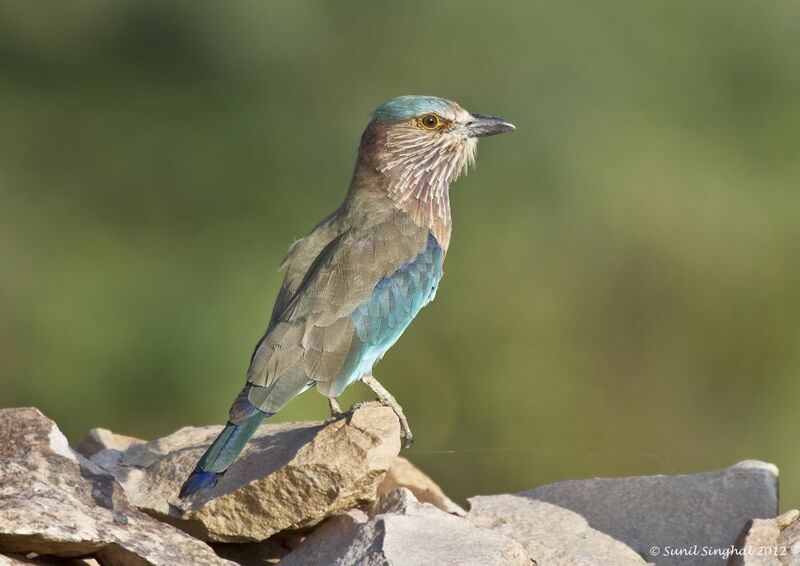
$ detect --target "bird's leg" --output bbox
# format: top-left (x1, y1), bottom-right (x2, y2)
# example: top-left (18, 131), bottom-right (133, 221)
top-left (356, 374), bottom-right (414, 448)
top-left (328, 397), bottom-right (343, 419)
top-left (324, 397), bottom-right (349, 425)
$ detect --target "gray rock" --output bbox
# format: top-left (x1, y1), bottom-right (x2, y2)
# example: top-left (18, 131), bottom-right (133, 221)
top-left (505, 460), bottom-right (778, 566)
top-left (468, 494), bottom-right (650, 565)
top-left (89, 406), bottom-right (401, 542)
top-left (280, 488), bottom-right (531, 565)
top-left (376, 456), bottom-right (465, 515)
top-left (0, 407), bottom-right (232, 566)
top-left (729, 509), bottom-right (800, 565)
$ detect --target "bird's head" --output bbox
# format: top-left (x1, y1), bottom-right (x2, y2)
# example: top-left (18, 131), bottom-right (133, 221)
top-left (362, 95), bottom-right (515, 198)
top-left (353, 95), bottom-right (514, 250)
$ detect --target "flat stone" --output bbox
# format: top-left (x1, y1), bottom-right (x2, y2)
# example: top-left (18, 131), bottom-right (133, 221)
top-left (0, 407), bottom-right (232, 566)
top-left (89, 406), bottom-right (401, 542)
top-left (506, 460), bottom-right (778, 566)
top-left (468, 494), bottom-right (650, 565)
top-left (377, 456), bottom-right (465, 515)
top-left (280, 488), bottom-right (530, 565)
top-left (729, 509), bottom-right (800, 565)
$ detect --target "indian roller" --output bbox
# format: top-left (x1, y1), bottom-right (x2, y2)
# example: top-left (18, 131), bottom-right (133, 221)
top-left (180, 95), bottom-right (515, 497)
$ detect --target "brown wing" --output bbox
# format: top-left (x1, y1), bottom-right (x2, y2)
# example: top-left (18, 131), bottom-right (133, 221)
top-left (245, 211), bottom-right (429, 412)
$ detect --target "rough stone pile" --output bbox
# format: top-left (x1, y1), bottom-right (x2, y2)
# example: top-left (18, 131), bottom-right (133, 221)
top-left (0, 406), bottom-right (795, 565)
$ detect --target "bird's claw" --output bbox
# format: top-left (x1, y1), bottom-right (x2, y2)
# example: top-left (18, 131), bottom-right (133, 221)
top-left (349, 400), bottom-right (385, 411)
top-left (400, 428), bottom-right (414, 449)
top-left (349, 399), bottom-right (414, 448)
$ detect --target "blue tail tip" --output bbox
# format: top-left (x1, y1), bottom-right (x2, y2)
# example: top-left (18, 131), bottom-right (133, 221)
top-left (180, 470), bottom-right (219, 498)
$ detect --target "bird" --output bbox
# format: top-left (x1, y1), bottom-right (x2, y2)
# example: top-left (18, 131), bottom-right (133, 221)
top-left (180, 95), bottom-right (515, 497)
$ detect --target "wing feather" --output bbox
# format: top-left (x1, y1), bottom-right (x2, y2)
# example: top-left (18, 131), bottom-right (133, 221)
top-left (246, 211), bottom-right (436, 409)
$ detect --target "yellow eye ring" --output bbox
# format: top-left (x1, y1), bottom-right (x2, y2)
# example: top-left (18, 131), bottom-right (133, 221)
top-left (419, 113), bottom-right (441, 130)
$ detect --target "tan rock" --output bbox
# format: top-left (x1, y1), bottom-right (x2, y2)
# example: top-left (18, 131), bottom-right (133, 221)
top-left (280, 488), bottom-right (530, 565)
top-left (74, 428), bottom-right (144, 458)
top-left (90, 406), bottom-right (401, 542)
top-left (0, 407), bottom-right (232, 566)
top-left (729, 509), bottom-right (800, 565)
top-left (377, 456), bottom-right (465, 515)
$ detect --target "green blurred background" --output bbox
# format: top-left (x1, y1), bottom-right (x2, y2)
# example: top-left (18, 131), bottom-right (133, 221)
top-left (2, 1), bottom-right (799, 508)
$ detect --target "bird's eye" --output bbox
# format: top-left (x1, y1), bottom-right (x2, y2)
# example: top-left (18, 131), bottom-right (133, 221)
top-left (420, 114), bottom-right (441, 130)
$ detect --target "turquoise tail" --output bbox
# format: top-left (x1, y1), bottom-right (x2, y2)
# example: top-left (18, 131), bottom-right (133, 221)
top-left (180, 409), bottom-right (269, 497)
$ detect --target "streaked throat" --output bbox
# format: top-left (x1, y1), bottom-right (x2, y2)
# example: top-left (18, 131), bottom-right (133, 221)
top-left (378, 129), bottom-right (476, 252)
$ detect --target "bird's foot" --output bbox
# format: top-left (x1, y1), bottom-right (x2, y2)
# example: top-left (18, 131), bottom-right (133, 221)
top-left (358, 374), bottom-right (415, 449)
top-left (349, 398), bottom-right (414, 448)
top-left (399, 422), bottom-right (414, 449)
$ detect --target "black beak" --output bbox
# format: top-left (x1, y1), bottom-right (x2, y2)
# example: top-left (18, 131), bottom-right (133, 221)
top-left (465, 113), bottom-right (517, 138)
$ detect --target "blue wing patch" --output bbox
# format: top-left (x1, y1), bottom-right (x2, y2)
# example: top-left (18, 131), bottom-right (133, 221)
top-left (322, 234), bottom-right (442, 397)
top-left (352, 234), bottom-right (442, 350)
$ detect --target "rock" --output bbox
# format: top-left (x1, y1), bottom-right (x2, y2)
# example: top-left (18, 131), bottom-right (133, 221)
top-left (74, 428), bottom-right (144, 458)
top-left (507, 460), bottom-right (778, 566)
top-left (468, 494), bottom-right (650, 565)
top-left (377, 456), bottom-right (465, 515)
top-left (89, 406), bottom-right (402, 542)
top-left (280, 488), bottom-right (530, 565)
top-left (0, 407), bottom-right (232, 566)
top-left (729, 509), bottom-right (800, 565)
top-left (1, 555), bottom-right (100, 565)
